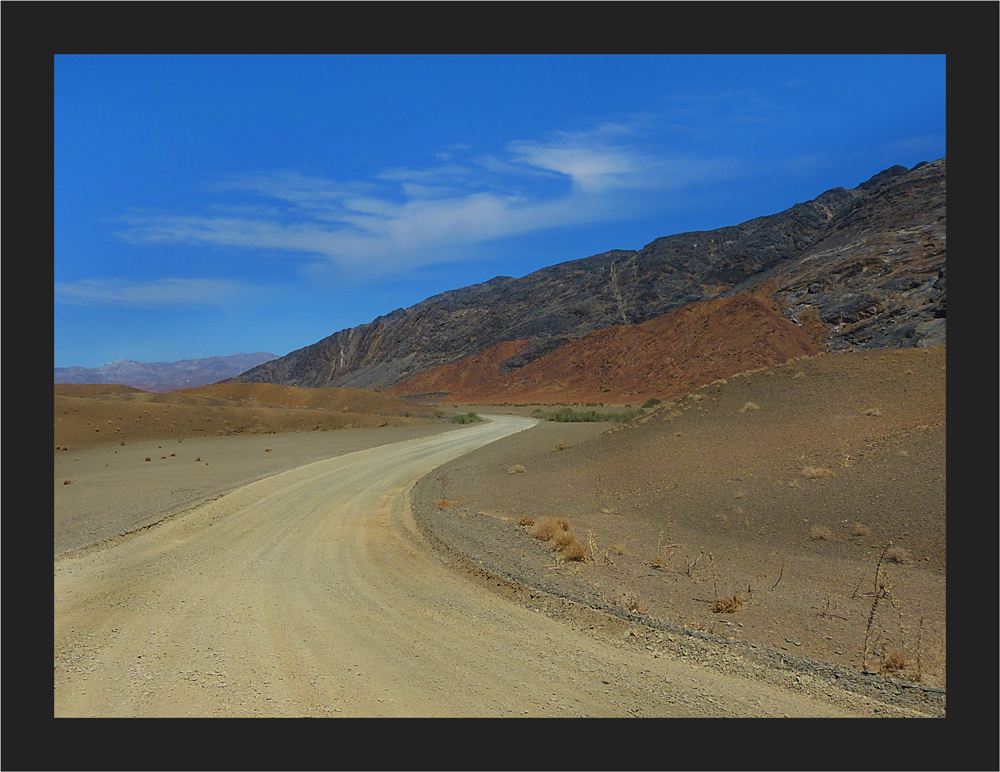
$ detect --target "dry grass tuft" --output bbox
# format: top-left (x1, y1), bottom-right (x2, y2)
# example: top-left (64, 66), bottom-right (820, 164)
top-left (433, 498), bottom-right (465, 509)
top-left (739, 401), bottom-right (761, 413)
top-left (528, 516), bottom-right (586, 561)
top-left (885, 546), bottom-right (912, 564)
top-left (507, 464), bottom-right (527, 475)
top-left (809, 525), bottom-right (833, 541)
top-left (850, 523), bottom-right (870, 537)
top-left (712, 594), bottom-right (743, 613)
top-left (802, 465), bottom-right (835, 479)
top-left (882, 648), bottom-right (908, 674)
top-left (553, 441), bottom-right (572, 451)
top-left (557, 537), bottom-right (587, 562)
top-left (518, 516), bottom-right (535, 527)
top-left (529, 516), bottom-right (570, 541)
top-left (863, 407), bottom-right (883, 416)
top-left (550, 529), bottom-right (578, 550)
top-left (648, 530), bottom-right (673, 569)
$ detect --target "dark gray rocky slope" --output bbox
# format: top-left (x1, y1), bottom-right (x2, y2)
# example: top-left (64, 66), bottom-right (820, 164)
top-left (235, 159), bottom-right (945, 391)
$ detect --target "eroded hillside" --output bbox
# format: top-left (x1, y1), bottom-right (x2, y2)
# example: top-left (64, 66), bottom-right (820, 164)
top-left (388, 291), bottom-right (820, 404)
top-left (235, 159), bottom-right (945, 394)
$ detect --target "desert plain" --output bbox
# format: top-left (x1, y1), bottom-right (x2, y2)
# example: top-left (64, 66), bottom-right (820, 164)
top-left (54, 346), bottom-right (945, 717)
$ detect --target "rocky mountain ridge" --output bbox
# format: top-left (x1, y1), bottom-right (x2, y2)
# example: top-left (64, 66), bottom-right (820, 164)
top-left (54, 352), bottom-right (278, 393)
top-left (234, 159), bottom-right (945, 394)
top-left (386, 290), bottom-right (821, 404)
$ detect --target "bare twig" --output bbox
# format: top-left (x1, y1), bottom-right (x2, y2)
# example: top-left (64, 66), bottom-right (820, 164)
top-left (707, 551), bottom-right (719, 599)
top-left (649, 531), bottom-right (666, 569)
top-left (817, 591), bottom-right (849, 621)
top-left (850, 571), bottom-right (866, 600)
top-left (684, 549), bottom-right (703, 578)
top-left (770, 559), bottom-right (785, 590)
top-left (915, 616), bottom-right (925, 683)
top-left (862, 542), bottom-right (891, 674)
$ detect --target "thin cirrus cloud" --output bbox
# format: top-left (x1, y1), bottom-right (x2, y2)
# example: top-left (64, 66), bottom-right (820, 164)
top-left (112, 121), bottom-right (744, 278)
top-left (54, 277), bottom-right (256, 308)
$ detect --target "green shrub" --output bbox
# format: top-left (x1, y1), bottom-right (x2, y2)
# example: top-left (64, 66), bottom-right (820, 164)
top-left (641, 398), bottom-right (662, 409)
top-left (530, 407), bottom-right (643, 424)
top-left (450, 412), bottom-right (484, 424)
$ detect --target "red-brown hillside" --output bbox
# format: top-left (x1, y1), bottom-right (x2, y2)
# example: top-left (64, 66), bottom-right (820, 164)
top-left (389, 292), bottom-right (822, 404)
top-left (384, 339), bottom-right (531, 399)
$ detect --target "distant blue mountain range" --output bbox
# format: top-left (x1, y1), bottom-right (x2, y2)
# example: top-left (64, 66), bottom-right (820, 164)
top-left (54, 352), bottom-right (278, 392)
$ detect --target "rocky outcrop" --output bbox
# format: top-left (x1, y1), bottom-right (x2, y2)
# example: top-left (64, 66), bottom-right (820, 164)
top-left (762, 159), bottom-right (946, 349)
top-left (235, 159), bottom-right (945, 392)
top-left (388, 291), bottom-right (820, 404)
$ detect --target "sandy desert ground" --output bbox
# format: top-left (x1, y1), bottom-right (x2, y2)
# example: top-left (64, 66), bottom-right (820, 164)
top-left (54, 346), bottom-right (945, 717)
top-left (411, 346), bottom-right (946, 701)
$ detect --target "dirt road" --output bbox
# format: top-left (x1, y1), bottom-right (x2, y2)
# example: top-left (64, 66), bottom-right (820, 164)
top-left (54, 416), bottom-right (926, 717)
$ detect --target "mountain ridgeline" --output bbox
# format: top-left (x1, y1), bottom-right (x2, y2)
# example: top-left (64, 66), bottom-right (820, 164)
top-left (56, 352), bottom-right (279, 393)
top-left (234, 159), bottom-right (945, 393)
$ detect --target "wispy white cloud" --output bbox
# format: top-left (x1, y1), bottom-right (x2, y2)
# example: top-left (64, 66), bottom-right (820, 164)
top-left (112, 117), bottom-right (747, 279)
top-left (54, 277), bottom-right (257, 308)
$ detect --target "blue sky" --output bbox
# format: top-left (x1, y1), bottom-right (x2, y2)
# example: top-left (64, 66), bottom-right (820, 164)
top-left (54, 54), bottom-right (946, 369)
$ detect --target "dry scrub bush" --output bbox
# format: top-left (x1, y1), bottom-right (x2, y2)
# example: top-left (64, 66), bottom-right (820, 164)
top-left (550, 529), bottom-right (578, 550)
top-left (518, 516), bottom-right (535, 527)
top-left (712, 594), bottom-right (743, 613)
top-left (529, 516), bottom-right (570, 541)
top-left (864, 407), bottom-right (883, 416)
top-left (739, 401), bottom-right (760, 413)
top-left (507, 464), bottom-right (527, 475)
top-left (809, 525), bottom-right (833, 541)
top-left (881, 648), bottom-right (908, 674)
top-left (802, 465), bottom-right (835, 479)
top-left (554, 441), bottom-right (572, 451)
top-left (850, 523), bottom-right (870, 537)
top-left (557, 537), bottom-right (587, 561)
top-left (618, 593), bottom-right (644, 614)
top-left (529, 516), bottom-right (586, 561)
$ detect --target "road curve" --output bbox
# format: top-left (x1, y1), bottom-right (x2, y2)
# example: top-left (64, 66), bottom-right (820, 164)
top-left (55, 415), bottom-right (887, 717)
